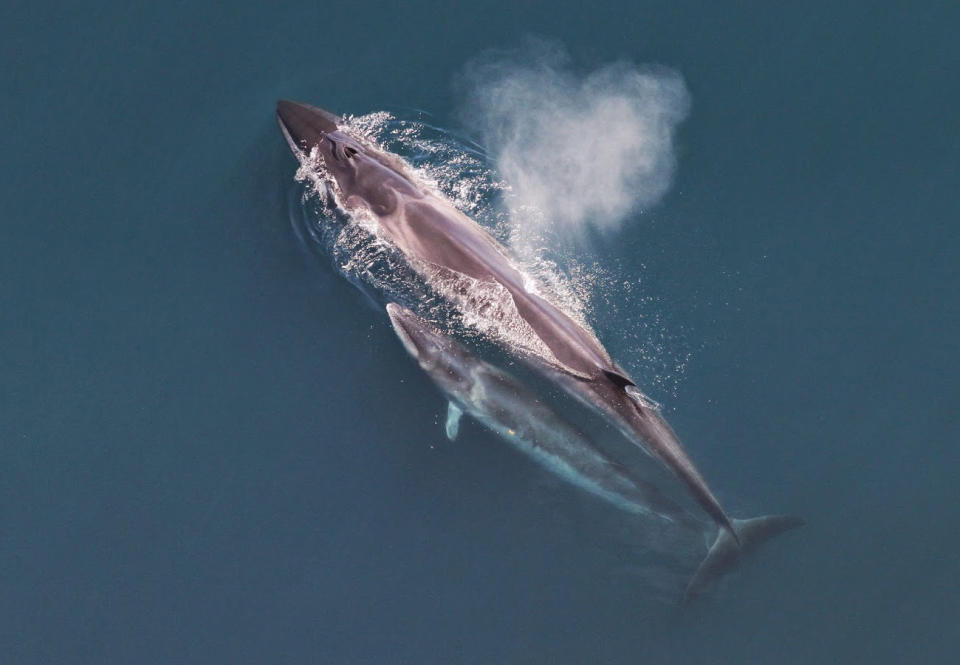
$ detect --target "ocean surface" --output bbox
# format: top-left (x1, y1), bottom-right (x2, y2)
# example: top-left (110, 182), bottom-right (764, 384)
top-left (2, 2), bottom-right (958, 663)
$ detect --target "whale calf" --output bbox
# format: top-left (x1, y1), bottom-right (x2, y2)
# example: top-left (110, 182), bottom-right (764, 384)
top-left (277, 101), bottom-right (802, 598)
top-left (386, 302), bottom-right (700, 528)
top-left (386, 303), bottom-right (801, 600)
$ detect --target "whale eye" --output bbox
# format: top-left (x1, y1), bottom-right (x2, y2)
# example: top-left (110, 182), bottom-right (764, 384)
top-left (344, 146), bottom-right (358, 158)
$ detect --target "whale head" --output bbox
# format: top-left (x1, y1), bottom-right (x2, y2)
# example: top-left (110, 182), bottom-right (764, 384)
top-left (276, 100), bottom-right (369, 195)
top-left (386, 304), bottom-right (475, 397)
top-left (277, 99), bottom-right (419, 215)
top-left (386, 304), bottom-right (447, 369)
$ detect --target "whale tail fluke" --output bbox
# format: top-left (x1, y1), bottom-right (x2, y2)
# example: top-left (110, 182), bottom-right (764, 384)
top-left (684, 514), bottom-right (804, 603)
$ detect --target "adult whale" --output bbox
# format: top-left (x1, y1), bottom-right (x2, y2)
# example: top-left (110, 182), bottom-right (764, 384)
top-left (276, 100), bottom-right (801, 570)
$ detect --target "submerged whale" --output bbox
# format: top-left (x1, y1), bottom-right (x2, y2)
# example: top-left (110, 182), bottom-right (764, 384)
top-left (277, 101), bottom-right (802, 598)
top-left (386, 302), bottom-right (700, 529)
top-left (386, 303), bottom-right (800, 600)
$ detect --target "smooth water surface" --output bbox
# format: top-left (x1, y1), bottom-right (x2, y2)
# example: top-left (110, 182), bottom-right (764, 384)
top-left (2, 2), bottom-right (958, 663)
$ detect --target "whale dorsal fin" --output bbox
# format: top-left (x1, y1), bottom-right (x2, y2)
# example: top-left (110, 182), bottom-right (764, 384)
top-left (445, 402), bottom-right (464, 441)
top-left (602, 369), bottom-right (635, 389)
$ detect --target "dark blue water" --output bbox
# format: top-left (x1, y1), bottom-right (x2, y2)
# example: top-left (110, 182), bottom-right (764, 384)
top-left (3, 2), bottom-right (958, 663)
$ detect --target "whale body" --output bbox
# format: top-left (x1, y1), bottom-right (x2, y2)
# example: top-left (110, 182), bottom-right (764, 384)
top-left (277, 101), bottom-right (803, 599)
top-left (386, 302), bottom-right (701, 528)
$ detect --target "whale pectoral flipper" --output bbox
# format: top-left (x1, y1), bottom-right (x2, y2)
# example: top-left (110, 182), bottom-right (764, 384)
top-left (445, 402), bottom-right (464, 441)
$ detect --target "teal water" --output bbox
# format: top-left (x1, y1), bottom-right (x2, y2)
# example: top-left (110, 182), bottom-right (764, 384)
top-left (3, 2), bottom-right (958, 663)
